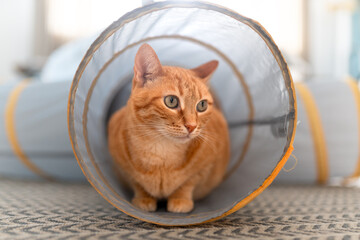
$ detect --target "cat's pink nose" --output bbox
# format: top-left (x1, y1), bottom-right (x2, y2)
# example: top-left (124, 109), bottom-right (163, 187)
top-left (185, 123), bottom-right (197, 133)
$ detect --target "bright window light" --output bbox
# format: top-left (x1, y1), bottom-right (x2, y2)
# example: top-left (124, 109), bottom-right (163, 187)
top-left (46, 0), bottom-right (142, 40)
top-left (46, 0), bottom-right (304, 56)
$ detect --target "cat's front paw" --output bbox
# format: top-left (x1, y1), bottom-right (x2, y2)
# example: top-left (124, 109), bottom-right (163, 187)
top-left (132, 197), bottom-right (157, 212)
top-left (167, 198), bottom-right (194, 213)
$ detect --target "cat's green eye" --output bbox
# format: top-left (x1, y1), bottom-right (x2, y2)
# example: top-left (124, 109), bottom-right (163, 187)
top-left (164, 95), bottom-right (179, 109)
top-left (196, 100), bottom-right (208, 112)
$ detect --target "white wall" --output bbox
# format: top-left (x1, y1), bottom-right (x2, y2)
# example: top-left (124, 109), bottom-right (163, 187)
top-left (308, 0), bottom-right (352, 79)
top-left (47, 0), bottom-right (142, 40)
top-left (0, 0), bottom-right (36, 83)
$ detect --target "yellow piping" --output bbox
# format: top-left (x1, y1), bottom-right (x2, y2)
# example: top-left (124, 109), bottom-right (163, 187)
top-left (345, 77), bottom-right (360, 179)
top-left (5, 80), bottom-right (54, 181)
top-left (296, 82), bottom-right (328, 184)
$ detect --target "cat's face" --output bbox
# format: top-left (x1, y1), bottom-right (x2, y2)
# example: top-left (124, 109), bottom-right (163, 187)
top-left (129, 43), bottom-right (218, 142)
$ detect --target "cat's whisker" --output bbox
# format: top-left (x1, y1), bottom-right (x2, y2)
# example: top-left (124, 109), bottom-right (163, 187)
top-left (196, 134), bottom-right (216, 152)
top-left (134, 131), bottom-right (163, 139)
top-left (125, 124), bottom-right (154, 130)
top-left (125, 123), bottom-right (160, 131)
top-left (175, 115), bottom-right (185, 125)
top-left (199, 135), bottom-right (217, 149)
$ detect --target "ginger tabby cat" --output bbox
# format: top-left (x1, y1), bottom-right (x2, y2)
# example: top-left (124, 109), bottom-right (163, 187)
top-left (108, 43), bottom-right (230, 213)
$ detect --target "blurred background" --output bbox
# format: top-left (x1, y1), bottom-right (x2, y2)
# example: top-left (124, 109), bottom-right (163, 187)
top-left (0, 0), bottom-right (358, 83)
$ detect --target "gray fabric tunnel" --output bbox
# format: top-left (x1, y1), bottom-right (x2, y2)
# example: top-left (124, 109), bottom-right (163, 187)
top-left (0, 1), bottom-right (300, 225)
top-left (67, 1), bottom-right (296, 225)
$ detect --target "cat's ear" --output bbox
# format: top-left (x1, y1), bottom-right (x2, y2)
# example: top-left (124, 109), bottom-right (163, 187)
top-left (191, 60), bottom-right (218, 83)
top-left (133, 43), bottom-right (163, 89)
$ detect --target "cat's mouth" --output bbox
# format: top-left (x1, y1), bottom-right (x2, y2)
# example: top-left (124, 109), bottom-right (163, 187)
top-left (161, 129), bottom-right (198, 142)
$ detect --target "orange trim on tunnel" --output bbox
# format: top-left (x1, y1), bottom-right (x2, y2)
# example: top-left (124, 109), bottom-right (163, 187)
top-left (296, 82), bottom-right (328, 184)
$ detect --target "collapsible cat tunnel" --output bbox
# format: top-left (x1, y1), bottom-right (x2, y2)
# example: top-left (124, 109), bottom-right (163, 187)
top-left (69, 1), bottom-right (297, 225)
top-left (0, 1), bottom-right (358, 225)
top-left (276, 78), bottom-right (360, 185)
top-left (0, 81), bottom-right (83, 181)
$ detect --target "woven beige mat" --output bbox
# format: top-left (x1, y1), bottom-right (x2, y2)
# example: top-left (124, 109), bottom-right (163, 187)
top-left (0, 178), bottom-right (359, 239)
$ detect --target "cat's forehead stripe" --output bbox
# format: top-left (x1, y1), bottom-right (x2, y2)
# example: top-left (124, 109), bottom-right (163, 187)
top-left (177, 82), bottom-right (184, 96)
top-left (197, 87), bottom-right (202, 100)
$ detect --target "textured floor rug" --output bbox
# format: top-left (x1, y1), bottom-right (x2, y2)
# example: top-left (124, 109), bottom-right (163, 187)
top-left (0, 178), bottom-right (359, 239)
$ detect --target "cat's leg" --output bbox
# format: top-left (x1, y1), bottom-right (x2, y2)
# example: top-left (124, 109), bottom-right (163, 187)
top-left (167, 180), bottom-right (196, 213)
top-left (132, 182), bottom-right (157, 212)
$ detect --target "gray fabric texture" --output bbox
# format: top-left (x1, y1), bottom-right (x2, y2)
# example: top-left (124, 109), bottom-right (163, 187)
top-left (0, 178), bottom-right (359, 239)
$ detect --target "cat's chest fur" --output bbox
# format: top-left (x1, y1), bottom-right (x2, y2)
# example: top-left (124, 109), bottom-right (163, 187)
top-left (129, 134), bottom-right (189, 198)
